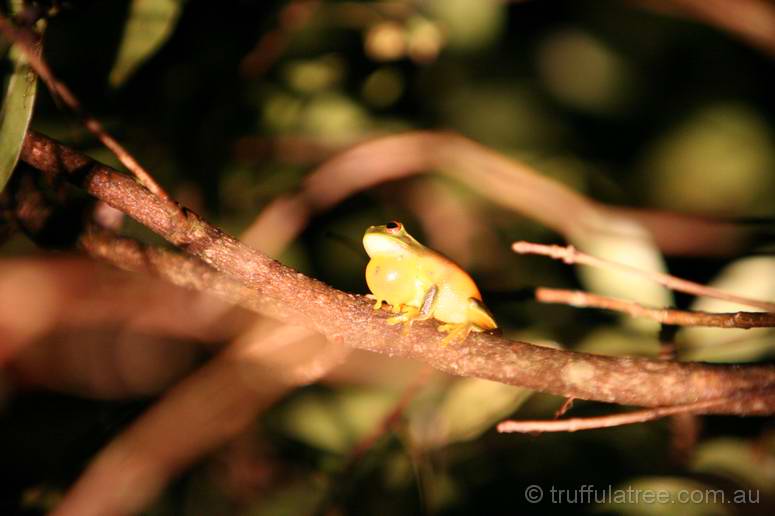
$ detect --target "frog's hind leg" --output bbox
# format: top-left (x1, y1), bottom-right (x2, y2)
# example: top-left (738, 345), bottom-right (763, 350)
top-left (467, 297), bottom-right (497, 331)
top-left (437, 297), bottom-right (496, 346)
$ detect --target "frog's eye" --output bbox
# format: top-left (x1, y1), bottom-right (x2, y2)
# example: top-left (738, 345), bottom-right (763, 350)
top-left (386, 221), bottom-right (402, 233)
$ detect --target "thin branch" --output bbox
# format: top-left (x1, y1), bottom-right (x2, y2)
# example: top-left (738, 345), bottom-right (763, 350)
top-left (312, 366), bottom-right (433, 516)
top-left (348, 367), bottom-right (432, 462)
top-left (18, 131), bottom-right (775, 416)
top-left (514, 241), bottom-right (775, 312)
top-left (536, 288), bottom-right (775, 328)
top-left (496, 396), bottom-right (749, 433)
top-left (554, 397), bottom-right (575, 419)
top-left (0, 15), bottom-right (173, 204)
top-left (239, 0), bottom-right (321, 78)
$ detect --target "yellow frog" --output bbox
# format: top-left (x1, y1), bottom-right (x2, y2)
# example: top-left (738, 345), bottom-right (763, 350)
top-left (363, 221), bottom-right (497, 343)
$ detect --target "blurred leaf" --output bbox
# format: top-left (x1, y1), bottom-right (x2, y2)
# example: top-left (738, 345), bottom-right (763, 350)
top-left (598, 477), bottom-right (731, 515)
top-left (0, 27), bottom-right (41, 193)
top-left (691, 438), bottom-right (775, 494)
top-left (247, 478), bottom-right (325, 516)
top-left (427, 0), bottom-right (505, 51)
top-left (301, 92), bottom-right (370, 145)
top-left (440, 83), bottom-right (564, 148)
top-left (641, 103), bottom-right (775, 214)
top-left (537, 29), bottom-right (635, 114)
top-left (576, 328), bottom-right (659, 357)
top-left (571, 215), bottom-right (672, 317)
top-left (362, 67), bottom-right (404, 108)
top-left (681, 257), bottom-right (775, 362)
top-left (423, 378), bottom-right (533, 445)
top-left (364, 21), bottom-right (406, 61)
top-left (283, 55), bottom-right (344, 94)
top-left (109, 0), bottom-right (184, 87)
top-left (278, 388), bottom-right (398, 454)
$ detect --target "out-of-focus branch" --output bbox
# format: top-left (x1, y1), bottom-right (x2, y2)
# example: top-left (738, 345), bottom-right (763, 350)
top-left (240, 0), bottom-right (321, 78)
top-left (19, 130), bottom-right (775, 416)
top-left (0, 257), bottom-right (246, 397)
top-left (0, 15), bottom-right (173, 203)
top-left (514, 241), bottom-right (775, 312)
top-left (496, 396), bottom-right (747, 433)
top-left (51, 321), bottom-right (345, 516)
top-left (243, 131), bottom-right (751, 257)
top-left (634, 0), bottom-right (775, 58)
top-left (536, 288), bottom-right (775, 329)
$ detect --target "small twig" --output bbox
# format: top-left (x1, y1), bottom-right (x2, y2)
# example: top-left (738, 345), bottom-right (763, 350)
top-left (497, 397), bottom-right (741, 434)
top-left (310, 367), bottom-right (432, 516)
top-left (239, 0), bottom-right (320, 78)
top-left (554, 397), bottom-right (575, 418)
top-left (536, 288), bottom-right (775, 328)
top-left (658, 324), bottom-right (700, 464)
top-left (0, 15), bottom-right (174, 205)
top-left (514, 241), bottom-right (775, 312)
top-left (348, 367), bottom-right (432, 462)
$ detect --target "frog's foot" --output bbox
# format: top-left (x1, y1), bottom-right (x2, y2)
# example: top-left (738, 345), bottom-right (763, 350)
top-left (387, 306), bottom-right (427, 333)
top-left (366, 294), bottom-right (385, 310)
top-left (437, 323), bottom-right (474, 346)
top-left (367, 294), bottom-right (398, 312)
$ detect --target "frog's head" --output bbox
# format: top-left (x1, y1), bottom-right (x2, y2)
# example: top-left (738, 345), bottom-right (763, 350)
top-left (363, 221), bottom-right (421, 259)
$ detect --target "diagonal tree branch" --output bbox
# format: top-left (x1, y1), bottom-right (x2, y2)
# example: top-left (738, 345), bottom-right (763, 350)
top-left (0, 15), bottom-right (173, 204)
top-left (18, 130), bottom-right (775, 415)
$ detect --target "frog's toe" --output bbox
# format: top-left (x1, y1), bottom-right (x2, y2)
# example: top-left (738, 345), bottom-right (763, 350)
top-left (437, 323), bottom-right (473, 346)
top-left (387, 306), bottom-right (421, 332)
top-left (386, 314), bottom-right (405, 325)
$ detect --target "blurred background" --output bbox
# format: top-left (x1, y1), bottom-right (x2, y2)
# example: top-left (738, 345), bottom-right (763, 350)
top-left (1, 0), bottom-right (775, 514)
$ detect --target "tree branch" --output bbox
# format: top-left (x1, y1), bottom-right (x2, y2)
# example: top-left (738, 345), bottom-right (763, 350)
top-left (496, 396), bottom-right (753, 433)
top-left (0, 15), bottom-right (173, 203)
top-left (536, 288), bottom-right (775, 328)
top-left (514, 241), bottom-right (775, 312)
top-left (18, 130), bottom-right (775, 415)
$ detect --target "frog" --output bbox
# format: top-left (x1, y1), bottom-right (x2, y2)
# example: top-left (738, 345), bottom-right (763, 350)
top-left (363, 221), bottom-right (497, 344)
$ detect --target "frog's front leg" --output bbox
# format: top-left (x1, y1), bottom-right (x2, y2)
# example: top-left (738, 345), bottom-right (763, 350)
top-left (386, 285), bottom-right (438, 327)
top-left (366, 293), bottom-right (385, 310)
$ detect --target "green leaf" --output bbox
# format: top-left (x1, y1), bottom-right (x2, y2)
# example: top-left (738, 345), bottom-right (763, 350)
top-left (277, 388), bottom-right (399, 454)
top-left (571, 215), bottom-right (671, 332)
top-left (415, 377), bottom-right (533, 446)
top-left (691, 437), bottom-right (775, 494)
top-left (109, 0), bottom-right (184, 88)
top-left (681, 257), bottom-right (775, 362)
top-left (0, 36), bottom-right (40, 193)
